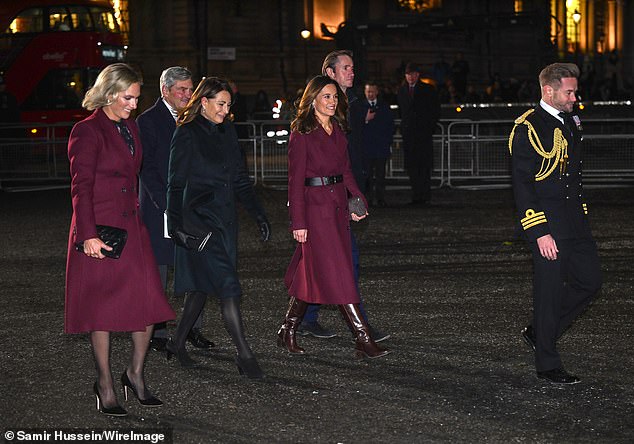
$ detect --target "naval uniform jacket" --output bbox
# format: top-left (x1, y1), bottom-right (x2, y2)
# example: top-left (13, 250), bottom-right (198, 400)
top-left (509, 105), bottom-right (592, 242)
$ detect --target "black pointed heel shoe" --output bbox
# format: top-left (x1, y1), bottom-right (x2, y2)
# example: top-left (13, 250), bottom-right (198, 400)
top-left (165, 339), bottom-right (198, 368)
top-left (235, 355), bottom-right (265, 380)
top-left (121, 371), bottom-right (163, 407)
top-left (93, 382), bottom-right (127, 417)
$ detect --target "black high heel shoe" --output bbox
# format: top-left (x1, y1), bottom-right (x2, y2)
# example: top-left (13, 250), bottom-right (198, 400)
top-left (93, 382), bottom-right (127, 417)
top-left (121, 371), bottom-right (163, 407)
top-left (165, 339), bottom-right (198, 368)
top-left (235, 355), bottom-right (265, 380)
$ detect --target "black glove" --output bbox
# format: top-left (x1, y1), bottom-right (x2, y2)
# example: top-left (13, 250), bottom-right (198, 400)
top-left (170, 228), bottom-right (199, 250)
top-left (256, 216), bottom-right (271, 242)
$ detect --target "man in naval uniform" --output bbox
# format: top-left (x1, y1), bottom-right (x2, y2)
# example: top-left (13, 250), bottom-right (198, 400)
top-left (509, 62), bottom-right (601, 384)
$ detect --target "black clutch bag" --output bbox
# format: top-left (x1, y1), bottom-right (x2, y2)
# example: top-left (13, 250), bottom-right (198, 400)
top-left (75, 225), bottom-right (128, 259)
top-left (348, 196), bottom-right (367, 217)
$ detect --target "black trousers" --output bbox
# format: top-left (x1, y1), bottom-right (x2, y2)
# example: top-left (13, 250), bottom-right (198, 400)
top-left (529, 237), bottom-right (601, 371)
top-left (402, 135), bottom-right (432, 203)
top-left (366, 157), bottom-right (388, 202)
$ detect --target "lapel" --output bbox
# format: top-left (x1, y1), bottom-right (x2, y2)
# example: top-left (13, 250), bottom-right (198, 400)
top-left (156, 99), bottom-right (177, 134)
top-left (94, 108), bottom-right (140, 174)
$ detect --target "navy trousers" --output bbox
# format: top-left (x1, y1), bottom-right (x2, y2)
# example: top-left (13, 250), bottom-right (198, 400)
top-left (529, 237), bottom-right (601, 371)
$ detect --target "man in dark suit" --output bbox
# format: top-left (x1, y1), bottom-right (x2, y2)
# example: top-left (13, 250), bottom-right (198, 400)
top-left (509, 62), bottom-right (601, 384)
top-left (138, 66), bottom-right (214, 352)
top-left (351, 80), bottom-right (395, 207)
top-left (397, 62), bottom-right (440, 205)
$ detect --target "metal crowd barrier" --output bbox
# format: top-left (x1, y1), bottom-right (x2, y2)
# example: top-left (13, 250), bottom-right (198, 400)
top-left (445, 118), bottom-right (634, 187)
top-left (2, 119), bottom-right (633, 191)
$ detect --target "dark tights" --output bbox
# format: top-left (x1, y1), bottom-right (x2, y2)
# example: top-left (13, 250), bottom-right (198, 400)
top-left (174, 291), bottom-right (254, 359)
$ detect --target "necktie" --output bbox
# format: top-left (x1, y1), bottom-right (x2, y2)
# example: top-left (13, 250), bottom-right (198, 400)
top-left (114, 120), bottom-right (135, 156)
top-left (369, 101), bottom-right (376, 109)
top-left (408, 86), bottom-right (414, 98)
top-left (558, 112), bottom-right (574, 136)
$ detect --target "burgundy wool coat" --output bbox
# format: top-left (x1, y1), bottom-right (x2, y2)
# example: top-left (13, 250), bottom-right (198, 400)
top-left (65, 108), bottom-right (175, 334)
top-left (284, 123), bottom-right (366, 305)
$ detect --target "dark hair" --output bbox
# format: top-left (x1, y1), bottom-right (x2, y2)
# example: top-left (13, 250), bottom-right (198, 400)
top-left (291, 75), bottom-right (348, 134)
top-left (177, 77), bottom-right (232, 126)
top-left (538, 63), bottom-right (580, 89)
top-left (405, 62), bottom-right (420, 73)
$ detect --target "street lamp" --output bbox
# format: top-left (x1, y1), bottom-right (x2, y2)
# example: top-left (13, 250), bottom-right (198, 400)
top-left (300, 29), bottom-right (311, 82)
top-left (572, 9), bottom-right (581, 58)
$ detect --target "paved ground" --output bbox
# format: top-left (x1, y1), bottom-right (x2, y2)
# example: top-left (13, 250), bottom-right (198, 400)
top-left (1, 185), bottom-right (633, 443)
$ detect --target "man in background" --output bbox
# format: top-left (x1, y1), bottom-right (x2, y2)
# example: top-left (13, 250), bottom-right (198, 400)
top-left (397, 63), bottom-right (440, 206)
top-left (351, 80), bottom-right (394, 207)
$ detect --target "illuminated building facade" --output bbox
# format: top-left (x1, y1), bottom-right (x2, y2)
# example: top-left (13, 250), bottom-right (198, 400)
top-left (122, 0), bottom-right (632, 106)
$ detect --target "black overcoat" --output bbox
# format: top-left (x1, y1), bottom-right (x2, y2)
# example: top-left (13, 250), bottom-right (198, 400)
top-left (397, 81), bottom-right (440, 163)
top-left (137, 99), bottom-right (175, 265)
top-left (166, 115), bottom-right (266, 297)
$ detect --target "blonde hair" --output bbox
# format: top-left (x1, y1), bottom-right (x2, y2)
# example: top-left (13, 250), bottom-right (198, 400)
top-left (82, 63), bottom-right (142, 111)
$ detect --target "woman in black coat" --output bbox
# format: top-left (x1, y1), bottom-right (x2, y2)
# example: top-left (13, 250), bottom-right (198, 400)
top-left (166, 77), bottom-right (271, 379)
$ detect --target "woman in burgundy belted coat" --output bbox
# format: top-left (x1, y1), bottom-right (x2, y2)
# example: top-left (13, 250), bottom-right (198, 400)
top-left (65, 64), bottom-right (175, 416)
top-left (278, 75), bottom-right (389, 359)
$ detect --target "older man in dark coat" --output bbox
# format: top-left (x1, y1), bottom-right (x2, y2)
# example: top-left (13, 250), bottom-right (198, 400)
top-left (138, 67), bottom-right (213, 351)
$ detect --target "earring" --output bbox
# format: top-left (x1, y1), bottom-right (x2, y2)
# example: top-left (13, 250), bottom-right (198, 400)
top-left (201, 106), bottom-right (206, 114)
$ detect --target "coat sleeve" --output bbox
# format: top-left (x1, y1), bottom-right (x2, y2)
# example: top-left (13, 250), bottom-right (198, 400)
top-left (166, 126), bottom-right (192, 233)
top-left (287, 131), bottom-right (308, 230)
top-left (341, 133), bottom-right (368, 208)
top-left (510, 124), bottom-right (550, 241)
top-left (138, 113), bottom-right (166, 210)
top-left (231, 125), bottom-right (266, 221)
top-left (379, 106), bottom-right (395, 149)
top-left (68, 121), bottom-right (100, 243)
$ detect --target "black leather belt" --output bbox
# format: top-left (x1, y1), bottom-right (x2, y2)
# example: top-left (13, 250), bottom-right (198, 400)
top-left (304, 175), bottom-right (343, 186)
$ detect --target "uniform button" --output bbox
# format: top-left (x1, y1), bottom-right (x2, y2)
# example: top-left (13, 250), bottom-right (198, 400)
top-left (224, 183), bottom-right (228, 187)
top-left (122, 211), bottom-right (128, 217)
top-left (566, 173), bottom-right (570, 176)
top-left (121, 187), bottom-right (127, 193)
top-left (566, 184), bottom-right (569, 187)
top-left (565, 196), bottom-right (569, 199)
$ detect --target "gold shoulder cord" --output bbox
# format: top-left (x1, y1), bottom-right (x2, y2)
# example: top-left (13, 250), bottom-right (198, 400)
top-left (509, 109), bottom-right (568, 180)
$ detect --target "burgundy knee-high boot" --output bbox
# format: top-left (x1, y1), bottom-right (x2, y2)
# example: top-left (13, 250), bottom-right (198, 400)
top-left (339, 304), bottom-right (390, 359)
top-left (277, 297), bottom-right (308, 354)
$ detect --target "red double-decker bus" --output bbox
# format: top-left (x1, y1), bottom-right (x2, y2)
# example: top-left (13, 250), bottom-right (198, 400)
top-left (0, 0), bottom-right (125, 126)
